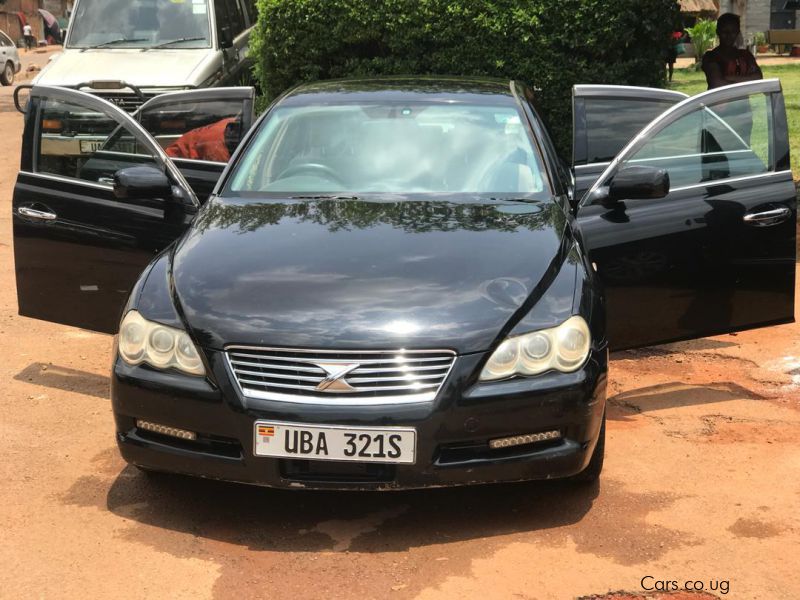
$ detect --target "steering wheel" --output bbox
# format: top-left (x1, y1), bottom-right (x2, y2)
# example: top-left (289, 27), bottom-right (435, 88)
top-left (276, 163), bottom-right (345, 186)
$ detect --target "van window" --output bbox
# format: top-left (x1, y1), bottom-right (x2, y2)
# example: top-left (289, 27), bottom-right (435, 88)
top-left (215, 0), bottom-right (246, 39)
top-left (68, 0), bottom-right (212, 49)
top-left (242, 0), bottom-right (258, 25)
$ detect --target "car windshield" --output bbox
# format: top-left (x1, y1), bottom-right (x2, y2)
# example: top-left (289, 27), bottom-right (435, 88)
top-left (227, 102), bottom-right (550, 197)
top-left (68, 0), bottom-right (211, 49)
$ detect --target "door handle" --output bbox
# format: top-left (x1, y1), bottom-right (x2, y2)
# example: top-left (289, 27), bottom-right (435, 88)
top-left (97, 177), bottom-right (115, 185)
top-left (743, 207), bottom-right (792, 227)
top-left (17, 207), bottom-right (57, 221)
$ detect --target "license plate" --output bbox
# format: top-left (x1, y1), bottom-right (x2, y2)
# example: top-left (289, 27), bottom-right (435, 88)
top-left (79, 140), bottom-right (104, 153)
top-left (253, 421), bottom-right (416, 464)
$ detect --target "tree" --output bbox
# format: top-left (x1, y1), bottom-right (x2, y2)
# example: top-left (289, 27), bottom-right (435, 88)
top-left (251, 0), bottom-right (682, 155)
top-left (686, 18), bottom-right (717, 69)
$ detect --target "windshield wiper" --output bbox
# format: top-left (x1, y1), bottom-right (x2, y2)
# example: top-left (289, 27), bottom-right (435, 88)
top-left (80, 38), bottom-right (148, 52)
top-left (143, 37), bottom-right (206, 51)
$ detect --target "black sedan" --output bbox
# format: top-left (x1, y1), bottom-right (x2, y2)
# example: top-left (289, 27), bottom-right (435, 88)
top-left (12, 78), bottom-right (795, 489)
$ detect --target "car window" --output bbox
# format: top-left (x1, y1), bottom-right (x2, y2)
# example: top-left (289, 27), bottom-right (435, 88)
top-left (67, 0), bottom-right (212, 49)
top-left (624, 92), bottom-right (773, 189)
top-left (228, 103), bottom-right (549, 196)
top-left (0, 32), bottom-right (12, 47)
top-left (136, 98), bottom-right (248, 163)
top-left (581, 98), bottom-right (676, 165)
top-left (37, 98), bottom-right (158, 184)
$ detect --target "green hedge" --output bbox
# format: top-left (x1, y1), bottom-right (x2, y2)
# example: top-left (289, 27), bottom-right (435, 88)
top-left (251, 0), bottom-right (680, 155)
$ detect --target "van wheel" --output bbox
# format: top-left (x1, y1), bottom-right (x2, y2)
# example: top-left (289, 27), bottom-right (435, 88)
top-left (569, 410), bottom-right (605, 484)
top-left (1, 62), bottom-right (14, 86)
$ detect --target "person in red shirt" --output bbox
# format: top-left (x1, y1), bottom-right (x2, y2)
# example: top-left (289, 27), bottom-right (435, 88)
top-left (165, 117), bottom-right (241, 163)
top-left (701, 14), bottom-right (763, 146)
top-left (702, 13), bottom-right (762, 90)
top-left (666, 30), bottom-right (683, 82)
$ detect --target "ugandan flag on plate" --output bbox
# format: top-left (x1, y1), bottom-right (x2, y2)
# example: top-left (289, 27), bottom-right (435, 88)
top-left (258, 424), bottom-right (275, 440)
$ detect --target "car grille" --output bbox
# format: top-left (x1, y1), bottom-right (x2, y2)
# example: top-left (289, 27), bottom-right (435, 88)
top-left (91, 92), bottom-right (156, 113)
top-left (225, 347), bottom-right (457, 405)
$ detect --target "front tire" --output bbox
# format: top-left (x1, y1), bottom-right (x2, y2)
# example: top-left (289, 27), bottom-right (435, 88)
top-left (569, 410), bottom-right (605, 484)
top-left (1, 62), bottom-right (14, 86)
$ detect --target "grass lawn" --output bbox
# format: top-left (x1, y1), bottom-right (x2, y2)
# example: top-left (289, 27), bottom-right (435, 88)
top-left (670, 64), bottom-right (800, 180)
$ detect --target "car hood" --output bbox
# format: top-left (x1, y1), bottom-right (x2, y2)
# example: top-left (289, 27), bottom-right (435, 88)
top-left (34, 48), bottom-right (213, 88)
top-left (172, 198), bottom-right (570, 354)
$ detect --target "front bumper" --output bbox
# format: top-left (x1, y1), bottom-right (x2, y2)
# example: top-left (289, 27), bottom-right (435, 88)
top-left (112, 347), bottom-right (608, 490)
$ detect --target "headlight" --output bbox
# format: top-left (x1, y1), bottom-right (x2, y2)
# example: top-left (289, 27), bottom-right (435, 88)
top-left (480, 316), bottom-right (591, 381)
top-left (118, 310), bottom-right (206, 377)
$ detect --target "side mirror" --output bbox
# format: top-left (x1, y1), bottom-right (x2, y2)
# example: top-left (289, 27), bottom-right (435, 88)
top-left (608, 165), bottom-right (670, 202)
top-left (219, 26), bottom-right (234, 49)
top-left (113, 166), bottom-right (172, 200)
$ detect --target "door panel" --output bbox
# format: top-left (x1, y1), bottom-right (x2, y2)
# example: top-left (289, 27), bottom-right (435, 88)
top-left (132, 87), bottom-right (256, 201)
top-left (578, 79), bottom-right (796, 351)
top-left (13, 86), bottom-right (197, 334)
top-left (572, 85), bottom-right (688, 199)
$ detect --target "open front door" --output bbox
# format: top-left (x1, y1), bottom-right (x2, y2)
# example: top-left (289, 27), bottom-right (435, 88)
top-left (577, 79), bottom-right (796, 351)
top-left (572, 85), bottom-right (688, 200)
top-left (13, 86), bottom-right (197, 334)
top-left (132, 87), bottom-right (256, 202)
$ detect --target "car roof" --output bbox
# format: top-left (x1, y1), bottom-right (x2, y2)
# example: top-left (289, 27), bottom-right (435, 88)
top-left (278, 77), bottom-right (519, 107)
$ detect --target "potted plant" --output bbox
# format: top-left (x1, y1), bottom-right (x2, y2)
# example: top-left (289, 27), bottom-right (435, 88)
top-left (753, 31), bottom-right (769, 54)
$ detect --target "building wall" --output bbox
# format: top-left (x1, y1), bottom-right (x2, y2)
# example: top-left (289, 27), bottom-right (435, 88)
top-left (747, 0), bottom-right (772, 34)
top-left (0, 0), bottom-right (43, 43)
top-left (720, 0), bottom-right (799, 36)
top-left (42, 0), bottom-right (69, 18)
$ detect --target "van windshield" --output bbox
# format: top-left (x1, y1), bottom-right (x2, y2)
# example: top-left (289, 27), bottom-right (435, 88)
top-left (68, 0), bottom-right (212, 49)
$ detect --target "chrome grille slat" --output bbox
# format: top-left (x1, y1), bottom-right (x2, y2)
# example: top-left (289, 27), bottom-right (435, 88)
top-left (230, 359), bottom-right (326, 374)
top-left (238, 378), bottom-right (319, 391)
top-left (226, 346), bottom-right (456, 405)
top-left (234, 369), bottom-right (325, 383)
top-left (347, 373), bottom-right (444, 383)
top-left (351, 364), bottom-right (450, 374)
top-left (352, 383), bottom-right (440, 391)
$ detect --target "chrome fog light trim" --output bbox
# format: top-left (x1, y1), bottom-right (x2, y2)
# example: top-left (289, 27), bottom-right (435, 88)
top-left (489, 430), bottom-right (561, 449)
top-left (136, 419), bottom-right (197, 441)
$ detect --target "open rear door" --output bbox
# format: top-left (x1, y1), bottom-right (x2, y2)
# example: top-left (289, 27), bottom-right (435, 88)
top-left (577, 79), bottom-right (796, 351)
top-left (572, 85), bottom-right (688, 200)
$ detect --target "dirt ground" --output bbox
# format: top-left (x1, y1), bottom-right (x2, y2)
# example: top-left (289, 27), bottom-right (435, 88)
top-left (1, 56), bottom-right (800, 600)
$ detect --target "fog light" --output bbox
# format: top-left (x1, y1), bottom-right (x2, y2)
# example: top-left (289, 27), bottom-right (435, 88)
top-left (489, 430), bottom-right (561, 449)
top-left (136, 419), bottom-right (197, 441)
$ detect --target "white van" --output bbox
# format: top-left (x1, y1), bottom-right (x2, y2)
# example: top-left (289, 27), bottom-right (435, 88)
top-left (33, 0), bottom-right (256, 110)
